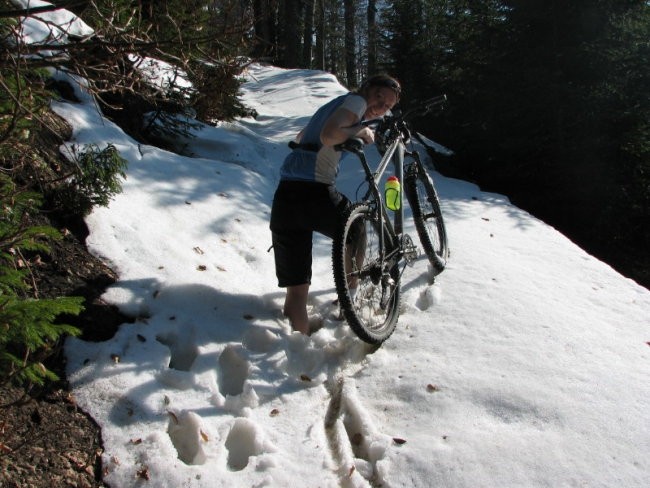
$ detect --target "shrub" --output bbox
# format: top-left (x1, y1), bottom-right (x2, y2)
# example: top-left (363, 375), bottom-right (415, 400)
top-left (0, 175), bottom-right (83, 386)
top-left (52, 142), bottom-right (128, 216)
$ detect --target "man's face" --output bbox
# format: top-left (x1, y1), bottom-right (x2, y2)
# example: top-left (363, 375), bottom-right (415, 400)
top-left (364, 86), bottom-right (399, 119)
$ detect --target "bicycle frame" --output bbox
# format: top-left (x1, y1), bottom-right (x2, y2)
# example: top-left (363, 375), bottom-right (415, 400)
top-left (344, 134), bottom-right (411, 269)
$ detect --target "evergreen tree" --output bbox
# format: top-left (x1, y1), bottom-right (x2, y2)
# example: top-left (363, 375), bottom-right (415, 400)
top-left (383, 0), bottom-right (650, 287)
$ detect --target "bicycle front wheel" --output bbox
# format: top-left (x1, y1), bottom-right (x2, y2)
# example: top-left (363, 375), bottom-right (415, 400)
top-left (405, 166), bottom-right (448, 275)
top-left (332, 203), bottom-right (400, 344)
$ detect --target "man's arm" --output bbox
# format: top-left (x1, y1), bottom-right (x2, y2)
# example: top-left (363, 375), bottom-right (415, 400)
top-left (320, 108), bottom-right (374, 146)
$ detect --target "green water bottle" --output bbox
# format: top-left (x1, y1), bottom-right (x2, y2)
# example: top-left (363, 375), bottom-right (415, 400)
top-left (385, 175), bottom-right (401, 211)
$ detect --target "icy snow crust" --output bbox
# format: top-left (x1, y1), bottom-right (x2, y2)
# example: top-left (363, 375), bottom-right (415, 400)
top-left (59, 64), bottom-right (650, 487)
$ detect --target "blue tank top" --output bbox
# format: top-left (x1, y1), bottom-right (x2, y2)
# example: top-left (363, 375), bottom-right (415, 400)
top-left (280, 93), bottom-right (367, 185)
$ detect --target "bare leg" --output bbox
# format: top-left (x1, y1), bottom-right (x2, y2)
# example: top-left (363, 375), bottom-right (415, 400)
top-left (283, 284), bottom-right (310, 334)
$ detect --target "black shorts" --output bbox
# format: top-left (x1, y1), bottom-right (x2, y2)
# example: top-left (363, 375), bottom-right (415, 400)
top-left (270, 180), bottom-right (349, 287)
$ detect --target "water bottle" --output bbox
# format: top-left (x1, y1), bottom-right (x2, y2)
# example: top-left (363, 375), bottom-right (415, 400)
top-left (385, 176), bottom-right (401, 211)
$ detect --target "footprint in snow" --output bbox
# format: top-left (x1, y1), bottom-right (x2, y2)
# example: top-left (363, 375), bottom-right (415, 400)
top-left (225, 418), bottom-right (276, 471)
top-left (218, 345), bottom-right (250, 397)
top-left (156, 329), bottom-right (199, 371)
top-left (167, 410), bottom-right (208, 465)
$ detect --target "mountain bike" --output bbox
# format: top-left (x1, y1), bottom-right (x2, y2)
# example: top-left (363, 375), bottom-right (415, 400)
top-left (332, 95), bottom-right (449, 344)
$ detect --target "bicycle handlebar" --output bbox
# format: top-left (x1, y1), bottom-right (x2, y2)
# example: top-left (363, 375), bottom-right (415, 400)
top-left (335, 94), bottom-right (447, 152)
top-left (361, 94), bottom-right (447, 128)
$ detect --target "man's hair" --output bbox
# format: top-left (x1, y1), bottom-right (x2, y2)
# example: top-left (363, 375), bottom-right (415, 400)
top-left (358, 74), bottom-right (401, 99)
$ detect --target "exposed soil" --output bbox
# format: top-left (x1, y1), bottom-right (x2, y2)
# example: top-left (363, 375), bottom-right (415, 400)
top-left (0, 212), bottom-right (129, 487)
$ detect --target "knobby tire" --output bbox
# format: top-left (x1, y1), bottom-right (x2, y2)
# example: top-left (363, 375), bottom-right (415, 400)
top-left (404, 166), bottom-right (449, 275)
top-left (332, 203), bottom-right (400, 344)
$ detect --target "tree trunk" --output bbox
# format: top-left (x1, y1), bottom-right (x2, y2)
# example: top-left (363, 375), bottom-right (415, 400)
top-left (314, 0), bottom-right (325, 69)
top-left (344, 0), bottom-right (357, 86)
top-left (367, 0), bottom-right (377, 76)
top-left (302, 0), bottom-right (315, 67)
top-left (282, 0), bottom-right (301, 67)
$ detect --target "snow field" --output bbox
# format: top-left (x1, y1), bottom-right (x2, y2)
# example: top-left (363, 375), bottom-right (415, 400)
top-left (56, 61), bottom-right (650, 487)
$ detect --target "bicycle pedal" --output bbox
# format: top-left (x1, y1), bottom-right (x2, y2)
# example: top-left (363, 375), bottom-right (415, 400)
top-left (402, 234), bottom-right (418, 264)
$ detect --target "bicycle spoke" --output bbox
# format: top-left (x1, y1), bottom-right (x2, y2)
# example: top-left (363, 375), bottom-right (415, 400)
top-left (332, 203), bottom-right (400, 344)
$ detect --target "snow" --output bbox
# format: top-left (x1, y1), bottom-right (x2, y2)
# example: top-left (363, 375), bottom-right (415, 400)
top-left (54, 62), bottom-right (650, 488)
top-left (14, 0), bottom-right (93, 46)
top-left (21, 4), bottom-right (649, 484)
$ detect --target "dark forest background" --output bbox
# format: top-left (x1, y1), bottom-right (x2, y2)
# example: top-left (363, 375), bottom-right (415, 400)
top-left (3, 0), bottom-right (649, 292)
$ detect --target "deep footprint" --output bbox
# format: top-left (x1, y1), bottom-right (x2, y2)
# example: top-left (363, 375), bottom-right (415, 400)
top-left (415, 286), bottom-right (439, 311)
top-left (218, 345), bottom-right (250, 396)
top-left (156, 331), bottom-right (199, 371)
top-left (167, 410), bottom-right (207, 465)
top-left (225, 418), bottom-right (264, 471)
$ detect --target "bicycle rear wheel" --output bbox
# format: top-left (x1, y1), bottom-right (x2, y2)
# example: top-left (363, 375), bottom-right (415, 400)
top-left (332, 203), bottom-right (400, 344)
top-left (404, 166), bottom-right (448, 275)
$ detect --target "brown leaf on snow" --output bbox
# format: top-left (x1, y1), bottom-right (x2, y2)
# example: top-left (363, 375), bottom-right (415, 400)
top-left (393, 437), bottom-right (407, 445)
top-left (136, 466), bottom-right (150, 480)
top-left (426, 384), bottom-right (440, 392)
top-left (197, 264), bottom-right (207, 271)
top-left (270, 408), bottom-right (280, 417)
top-left (348, 465), bottom-right (356, 477)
